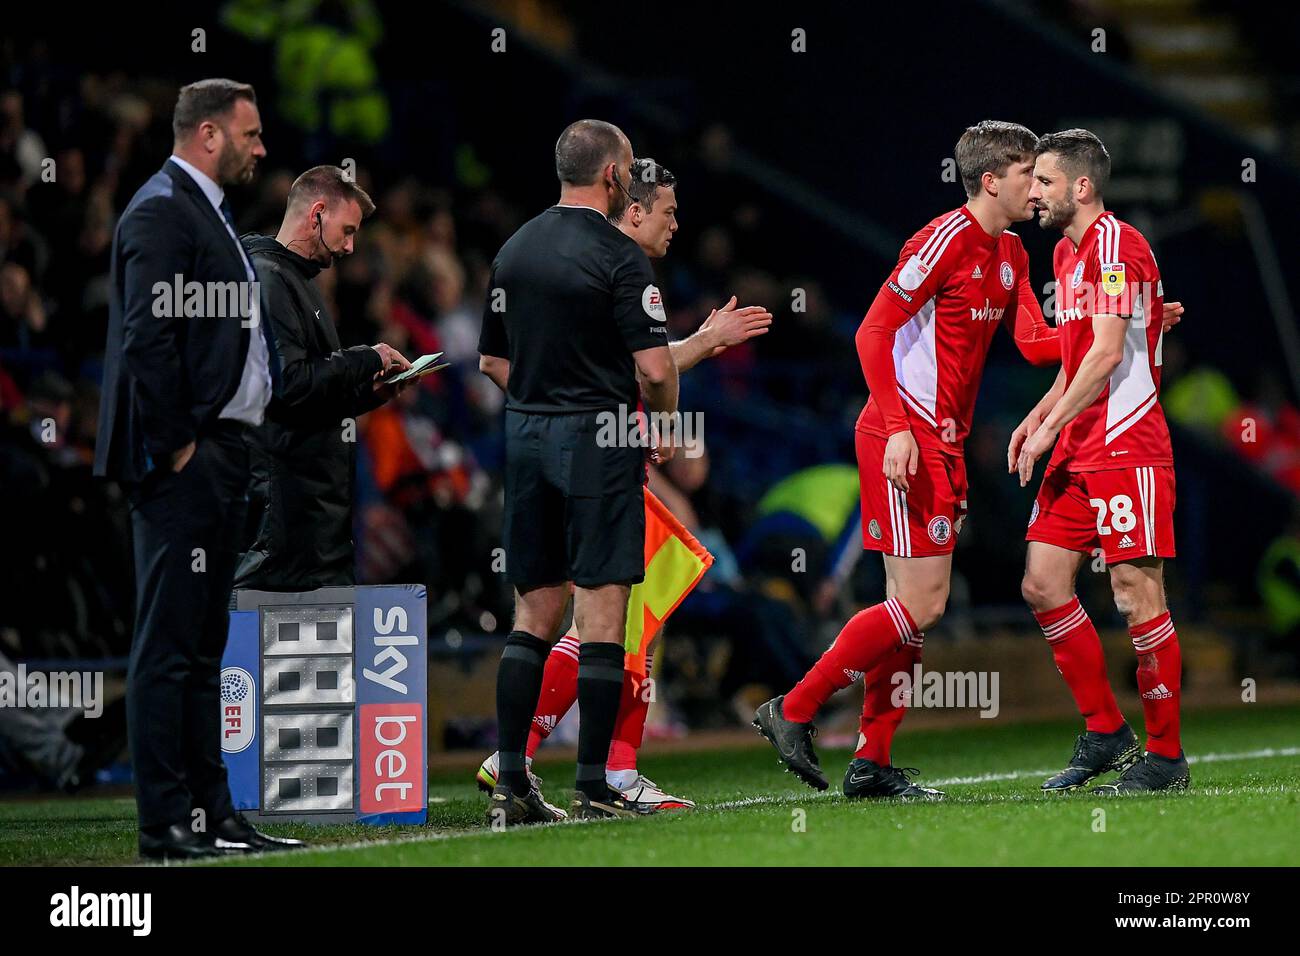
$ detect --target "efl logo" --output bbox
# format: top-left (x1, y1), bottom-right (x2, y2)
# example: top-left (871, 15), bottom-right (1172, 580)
top-left (359, 704), bottom-right (423, 813)
top-left (220, 667), bottom-right (255, 754)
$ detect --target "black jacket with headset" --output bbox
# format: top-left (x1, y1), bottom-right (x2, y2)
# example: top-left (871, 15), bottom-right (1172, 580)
top-left (233, 233), bottom-right (386, 590)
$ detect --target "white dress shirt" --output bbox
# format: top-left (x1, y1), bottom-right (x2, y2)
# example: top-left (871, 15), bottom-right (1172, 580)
top-left (169, 154), bottom-right (271, 427)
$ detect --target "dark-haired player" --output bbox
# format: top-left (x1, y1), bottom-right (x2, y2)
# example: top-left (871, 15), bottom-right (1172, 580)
top-left (1012, 129), bottom-right (1188, 793)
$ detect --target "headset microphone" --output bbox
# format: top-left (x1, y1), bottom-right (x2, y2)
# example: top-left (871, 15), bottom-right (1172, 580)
top-left (315, 210), bottom-right (340, 261)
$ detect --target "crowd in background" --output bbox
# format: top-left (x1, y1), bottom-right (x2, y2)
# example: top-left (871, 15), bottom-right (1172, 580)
top-left (0, 63), bottom-right (850, 729)
top-left (4, 11), bottom-right (1300, 747)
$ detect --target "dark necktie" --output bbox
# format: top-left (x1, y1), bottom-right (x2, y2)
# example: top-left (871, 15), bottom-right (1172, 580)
top-left (220, 198), bottom-right (281, 391)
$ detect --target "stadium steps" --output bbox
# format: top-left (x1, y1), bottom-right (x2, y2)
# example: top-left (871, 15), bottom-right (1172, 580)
top-left (1108, 0), bottom-right (1279, 147)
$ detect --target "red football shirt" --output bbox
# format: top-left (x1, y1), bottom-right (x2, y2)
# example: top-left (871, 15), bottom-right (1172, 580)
top-left (856, 206), bottom-right (1056, 456)
top-left (1049, 210), bottom-right (1172, 472)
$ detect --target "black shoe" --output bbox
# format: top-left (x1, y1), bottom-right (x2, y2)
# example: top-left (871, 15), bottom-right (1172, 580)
top-left (1042, 723), bottom-right (1140, 792)
top-left (569, 788), bottom-right (643, 820)
top-left (752, 696), bottom-right (828, 791)
top-left (1092, 752), bottom-right (1191, 794)
top-left (139, 822), bottom-right (229, 861)
top-left (208, 812), bottom-right (308, 852)
top-left (485, 783), bottom-right (567, 827)
top-left (843, 758), bottom-right (946, 800)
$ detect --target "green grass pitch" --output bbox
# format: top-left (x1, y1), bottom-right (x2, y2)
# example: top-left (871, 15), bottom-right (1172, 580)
top-left (2, 704), bottom-right (1296, 866)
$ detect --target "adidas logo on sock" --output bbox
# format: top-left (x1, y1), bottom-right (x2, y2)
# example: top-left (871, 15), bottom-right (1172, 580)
top-left (1118, 534), bottom-right (1136, 549)
top-left (1142, 683), bottom-right (1173, 700)
top-left (532, 714), bottom-right (557, 733)
top-left (971, 265), bottom-right (983, 279)
top-left (844, 668), bottom-right (865, 683)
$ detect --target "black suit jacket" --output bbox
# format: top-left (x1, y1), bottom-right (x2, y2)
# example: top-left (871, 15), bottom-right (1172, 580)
top-left (94, 159), bottom-right (256, 484)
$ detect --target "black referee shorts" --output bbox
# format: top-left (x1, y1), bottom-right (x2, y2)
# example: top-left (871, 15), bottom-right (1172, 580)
top-left (502, 409), bottom-right (645, 590)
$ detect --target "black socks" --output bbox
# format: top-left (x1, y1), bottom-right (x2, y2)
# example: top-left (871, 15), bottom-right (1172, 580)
top-left (575, 642), bottom-right (626, 800)
top-left (495, 630), bottom-right (550, 796)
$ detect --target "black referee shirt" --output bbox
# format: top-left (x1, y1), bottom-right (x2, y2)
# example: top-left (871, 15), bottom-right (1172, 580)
top-left (478, 205), bottom-right (669, 413)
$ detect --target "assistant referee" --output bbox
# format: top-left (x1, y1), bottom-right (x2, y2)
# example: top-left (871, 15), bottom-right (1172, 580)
top-left (478, 119), bottom-right (679, 823)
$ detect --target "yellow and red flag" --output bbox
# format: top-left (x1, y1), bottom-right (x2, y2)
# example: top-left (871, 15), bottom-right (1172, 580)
top-left (623, 488), bottom-right (713, 677)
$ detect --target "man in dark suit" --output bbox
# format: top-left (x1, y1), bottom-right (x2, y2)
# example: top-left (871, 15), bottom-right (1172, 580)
top-left (95, 78), bottom-right (303, 859)
top-left (235, 165), bottom-right (412, 591)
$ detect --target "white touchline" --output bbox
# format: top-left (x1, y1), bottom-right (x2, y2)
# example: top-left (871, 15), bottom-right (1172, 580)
top-left (166, 746), bottom-right (1299, 864)
top-left (708, 746), bottom-right (1300, 811)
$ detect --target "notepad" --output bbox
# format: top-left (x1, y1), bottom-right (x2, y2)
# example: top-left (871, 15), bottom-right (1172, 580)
top-left (384, 352), bottom-right (449, 384)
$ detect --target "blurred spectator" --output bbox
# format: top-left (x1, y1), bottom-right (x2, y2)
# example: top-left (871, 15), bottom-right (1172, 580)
top-left (1227, 372), bottom-right (1300, 494)
top-left (0, 261), bottom-right (47, 348)
top-left (0, 90), bottom-right (48, 189)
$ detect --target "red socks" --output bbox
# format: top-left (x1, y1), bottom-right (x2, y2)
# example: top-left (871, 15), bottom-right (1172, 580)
top-left (784, 598), bottom-right (918, 724)
top-left (855, 634), bottom-right (923, 763)
top-left (524, 636), bottom-right (658, 774)
top-left (1035, 597), bottom-right (1183, 757)
top-left (524, 633), bottom-right (579, 759)
top-left (1131, 611), bottom-right (1182, 759)
top-left (608, 652), bottom-right (653, 772)
top-left (1034, 596), bottom-right (1124, 733)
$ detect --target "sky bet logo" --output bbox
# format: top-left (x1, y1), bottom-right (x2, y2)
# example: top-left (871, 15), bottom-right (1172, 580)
top-left (359, 604), bottom-right (424, 814)
top-left (360, 704), bottom-right (423, 811)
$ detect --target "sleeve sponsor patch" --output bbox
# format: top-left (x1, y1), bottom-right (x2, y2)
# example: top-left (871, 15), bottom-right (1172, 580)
top-left (897, 254), bottom-right (930, 292)
top-left (642, 284), bottom-right (667, 322)
top-left (1100, 263), bottom-right (1126, 297)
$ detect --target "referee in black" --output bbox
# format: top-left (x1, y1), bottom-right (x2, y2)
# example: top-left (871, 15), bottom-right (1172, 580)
top-left (478, 119), bottom-right (678, 823)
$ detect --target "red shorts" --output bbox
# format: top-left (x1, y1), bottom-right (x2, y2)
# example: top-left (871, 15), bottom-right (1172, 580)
top-left (856, 430), bottom-right (968, 557)
top-left (1026, 464), bottom-right (1176, 565)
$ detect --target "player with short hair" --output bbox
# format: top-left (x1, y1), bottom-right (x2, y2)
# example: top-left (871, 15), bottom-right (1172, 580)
top-left (477, 158), bottom-right (773, 811)
top-left (752, 120), bottom-right (1184, 799)
top-left (1011, 128), bottom-right (1189, 793)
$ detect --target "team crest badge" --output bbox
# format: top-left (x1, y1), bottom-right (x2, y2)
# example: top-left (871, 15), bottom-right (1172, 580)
top-left (1100, 262), bottom-right (1126, 297)
top-left (927, 516), bottom-right (952, 546)
top-left (868, 518), bottom-right (882, 540)
top-left (1071, 261), bottom-right (1085, 289)
top-left (999, 261), bottom-right (1014, 290)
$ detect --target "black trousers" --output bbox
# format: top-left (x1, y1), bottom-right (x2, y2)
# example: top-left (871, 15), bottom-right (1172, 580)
top-left (125, 422), bottom-right (250, 829)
